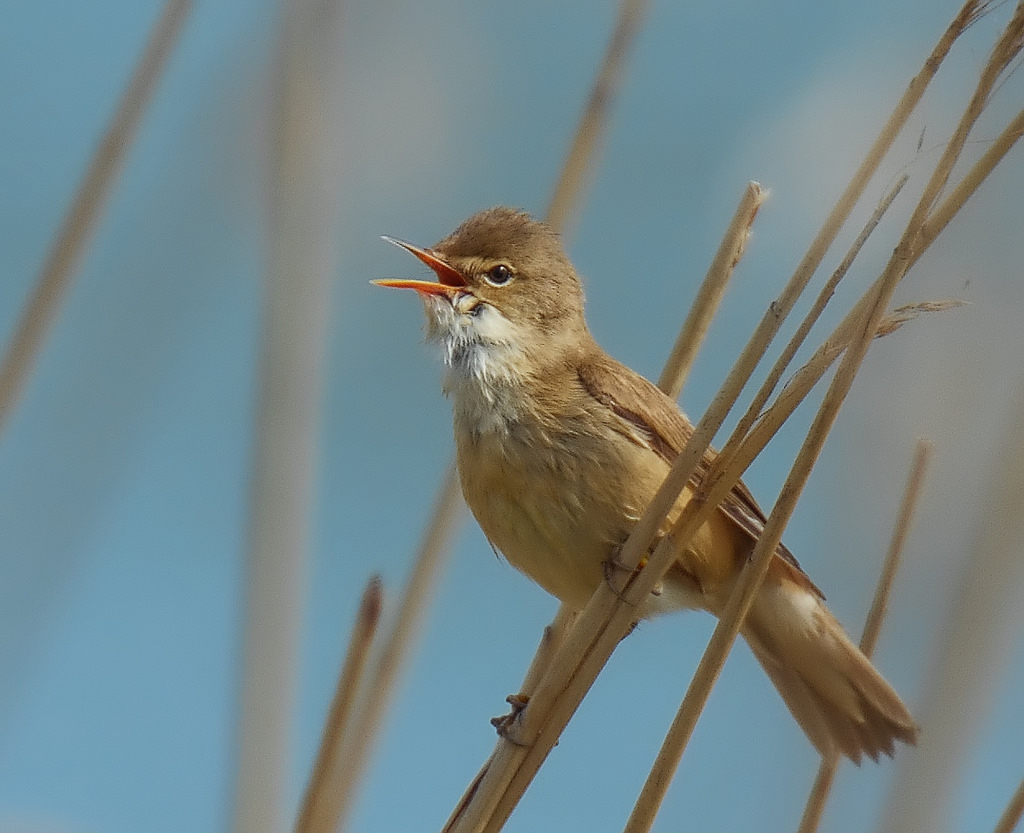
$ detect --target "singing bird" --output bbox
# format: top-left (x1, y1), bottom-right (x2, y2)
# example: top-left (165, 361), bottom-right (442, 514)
top-left (375, 206), bottom-right (917, 762)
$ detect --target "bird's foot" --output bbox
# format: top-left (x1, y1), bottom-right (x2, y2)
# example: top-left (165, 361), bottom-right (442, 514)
top-left (602, 548), bottom-right (663, 600)
top-left (490, 693), bottom-right (531, 746)
top-left (602, 547), bottom-right (636, 599)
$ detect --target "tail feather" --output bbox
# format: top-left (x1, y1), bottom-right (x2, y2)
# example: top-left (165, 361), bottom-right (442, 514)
top-left (742, 576), bottom-right (918, 763)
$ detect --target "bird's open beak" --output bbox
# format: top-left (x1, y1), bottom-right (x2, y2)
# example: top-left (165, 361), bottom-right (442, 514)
top-left (373, 236), bottom-right (467, 296)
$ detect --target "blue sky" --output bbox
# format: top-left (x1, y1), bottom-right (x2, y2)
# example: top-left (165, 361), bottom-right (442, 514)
top-left (1, 1), bottom-right (1023, 831)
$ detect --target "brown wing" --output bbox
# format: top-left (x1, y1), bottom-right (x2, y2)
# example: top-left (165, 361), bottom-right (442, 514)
top-left (576, 353), bottom-right (821, 597)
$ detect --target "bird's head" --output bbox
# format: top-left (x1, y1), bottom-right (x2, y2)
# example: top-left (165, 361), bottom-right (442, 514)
top-left (375, 207), bottom-right (589, 382)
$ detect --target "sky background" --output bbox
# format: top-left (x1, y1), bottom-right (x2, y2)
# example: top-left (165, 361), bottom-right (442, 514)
top-left (1, 1), bottom-right (1023, 831)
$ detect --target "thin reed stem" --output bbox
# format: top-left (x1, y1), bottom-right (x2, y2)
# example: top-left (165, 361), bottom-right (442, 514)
top-left (690, 0), bottom-right (982, 510)
top-left (919, 106), bottom-right (1024, 248)
top-left (733, 172), bottom-right (908, 455)
top-left (445, 604), bottom-right (577, 830)
top-left (861, 440), bottom-right (933, 657)
top-left (658, 182), bottom-right (765, 399)
top-left (625, 257), bottom-right (910, 833)
top-left (701, 172), bottom-right (909, 518)
top-left (516, 606), bottom-right (578, 695)
top-left (295, 577), bottom-right (384, 833)
top-left (694, 0), bottom-right (984, 458)
top-left (0, 0), bottom-right (193, 434)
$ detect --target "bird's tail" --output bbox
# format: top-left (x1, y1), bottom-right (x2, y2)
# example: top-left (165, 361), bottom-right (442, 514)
top-left (741, 570), bottom-right (918, 762)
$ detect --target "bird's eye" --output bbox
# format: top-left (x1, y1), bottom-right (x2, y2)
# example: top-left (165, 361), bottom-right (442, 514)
top-left (484, 264), bottom-right (514, 287)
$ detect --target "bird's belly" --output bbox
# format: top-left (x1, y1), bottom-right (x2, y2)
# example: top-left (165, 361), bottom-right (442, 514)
top-left (455, 425), bottom-right (669, 612)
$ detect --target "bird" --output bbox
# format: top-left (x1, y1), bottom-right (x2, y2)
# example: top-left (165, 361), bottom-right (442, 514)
top-left (374, 206), bottom-right (918, 762)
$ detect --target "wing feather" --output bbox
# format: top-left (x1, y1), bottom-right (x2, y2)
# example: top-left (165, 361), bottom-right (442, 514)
top-left (576, 354), bottom-right (821, 597)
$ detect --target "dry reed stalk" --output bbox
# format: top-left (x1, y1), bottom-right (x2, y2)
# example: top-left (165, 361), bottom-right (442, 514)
top-left (797, 440), bottom-right (933, 833)
top-left (446, 4), bottom-right (1006, 830)
top-left (446, 604), bottom-right (577, 829)
top-left (545, 0), bottom-right (653, 234)
top-left (333, 464), bottom-right (466, 833)
top-left (0, 0), bottom-right (193, 435)
top-left (515, 606), bottom-right (578, 696)
top-left (295, 576), bottom-right (384, 833)
top-left (658, 181), bottom-right (766, 399)
top-left (698, 0), bottom-right (986, 481)
top-left (690, 174), bottom-right (911, 548)
top-left (919, 105), bottom-right (1024, 247)
top-left (624, 259), bottom-right (916, 833)
top-left (859, 441), bottom-right (933, 658)
top-left (697, 0), bottom-right (987, 459)
top-left (748, 23), bottom-right (1024, 476)
top-left (232, 0), bottom-right (347, 830)
top-left (994, 777), bottom-right (1024, 833)
top-left (749, 297), bottom-right (955, 481)
top-left (754, 14), bottom-right (1024, 439)
top-left (719, 172), bottom-right (908, 474)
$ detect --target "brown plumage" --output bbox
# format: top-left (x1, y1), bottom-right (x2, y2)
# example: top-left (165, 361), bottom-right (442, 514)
top-left (377, 206), bottom-right (918, 762)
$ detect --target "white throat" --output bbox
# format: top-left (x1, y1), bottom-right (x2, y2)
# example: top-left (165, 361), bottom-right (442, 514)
top-left (422, 293), bottom-right (525, 436)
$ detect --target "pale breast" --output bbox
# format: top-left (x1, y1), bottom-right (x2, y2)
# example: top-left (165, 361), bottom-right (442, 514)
top-left (454, 405), bottom-right (671, 612)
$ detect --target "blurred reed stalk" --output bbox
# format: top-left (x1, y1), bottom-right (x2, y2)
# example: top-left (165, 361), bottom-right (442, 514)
top-left (797, 440), bottom-right (933, 833)
top-left (0, 0), bottom-right (192, 434)
top-left (320, 0), bottom-right (654, 827)
top-left (443, 2), bottom-right (1016, 830)
top-left (545, 0), bottom-right (652, 235)
top-left (231, 0), bottom-right (347, 831)
top-left (294, 576), bottom-right (384, 833)
top-left (881, 386), bottom-right (1024, 833)
top-left (328, 464), bottom-right (466, 833)
top-left (994, 777), bottom-right (1024, 833)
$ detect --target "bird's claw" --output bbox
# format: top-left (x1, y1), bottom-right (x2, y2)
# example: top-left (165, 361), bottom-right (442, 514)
top-left (490, 693), bottom-right (531, 746)
top-left (602, 546), bottom-right (635, 599)
top-left (602, 547), bottom-right (664, 600)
